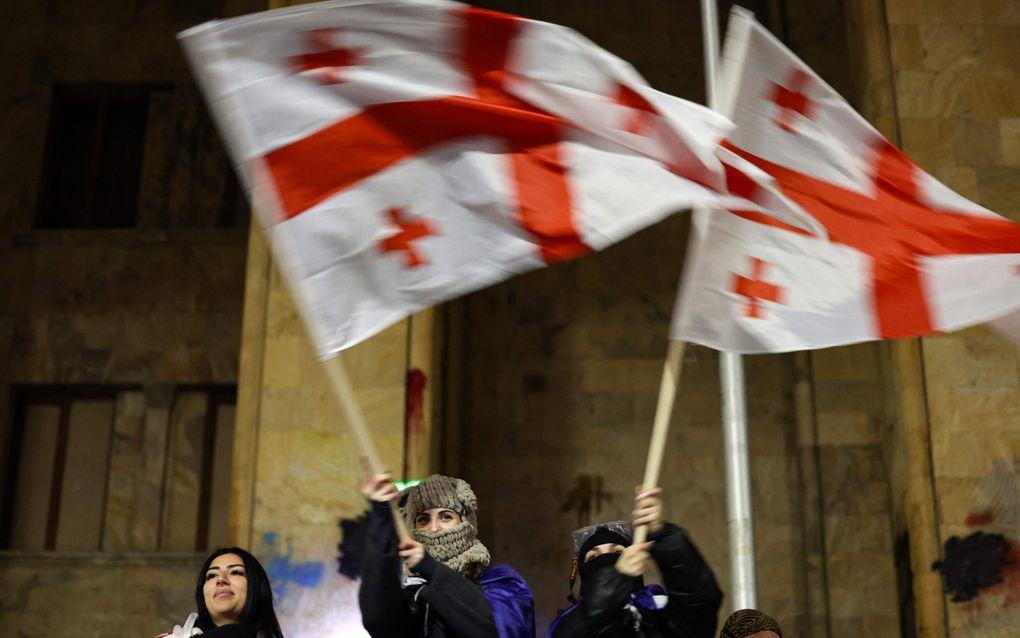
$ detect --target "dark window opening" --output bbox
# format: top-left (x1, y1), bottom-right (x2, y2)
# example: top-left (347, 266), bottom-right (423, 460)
top-left (35, 84), bottom-right (152, 229)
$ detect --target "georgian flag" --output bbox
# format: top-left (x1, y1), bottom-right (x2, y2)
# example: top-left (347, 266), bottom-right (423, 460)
top-left (179, 0), bottom-right (738, 357)
top-left (673, 8), bottom-right (1020, 353)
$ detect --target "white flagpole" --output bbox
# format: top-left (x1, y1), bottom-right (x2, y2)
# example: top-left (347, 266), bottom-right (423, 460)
top-left (700, 0), bottom-right (758, 610)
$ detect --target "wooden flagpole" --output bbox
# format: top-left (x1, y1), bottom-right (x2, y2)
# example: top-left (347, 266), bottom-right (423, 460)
top-left (633, 339), bottom-right (686, 543)
top-left (322, 354), bottom-right (412, 541)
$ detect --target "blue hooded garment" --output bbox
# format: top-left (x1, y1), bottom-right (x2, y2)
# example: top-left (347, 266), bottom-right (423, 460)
top-left (479, 564), bottom-right (536, 638)
top-left (546, 584), bottom-right (666, 637)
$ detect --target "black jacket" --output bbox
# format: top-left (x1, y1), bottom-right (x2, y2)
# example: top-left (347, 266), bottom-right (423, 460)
top-left (548, 523), bottom-right (722, 638)
top-left (358, 501), bottom-right (502, 638)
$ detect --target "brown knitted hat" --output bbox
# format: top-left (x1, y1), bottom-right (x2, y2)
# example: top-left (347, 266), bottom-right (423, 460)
top-left (401, 474), bottom-right (479, 530)
top-left (719, 609), bottom-right (783, 638)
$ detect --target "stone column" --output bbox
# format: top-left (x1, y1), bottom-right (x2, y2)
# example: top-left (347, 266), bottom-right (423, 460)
top-left (845, 1), bottom-right (1020, 636)
top-left (233, 209), bottom-right (423, 635)
top-left (230, 3), bottom-right (441, 626)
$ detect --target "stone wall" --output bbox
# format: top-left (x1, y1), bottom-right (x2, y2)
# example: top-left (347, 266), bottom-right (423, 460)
top-left (838, 2), bottom-right (1020, 637)
top-left (2, 238), bottom-right (244, 385)
top-left (0, 1), bottom-right (260, 636)
top-left (227, 210), bottom-right (427, 637)
top-left (0, 553), bottom-right (197, 636)
top-left (881, 2), bottom-right (1020, 635)
top-left (806, 344), bottom-right (901, 637)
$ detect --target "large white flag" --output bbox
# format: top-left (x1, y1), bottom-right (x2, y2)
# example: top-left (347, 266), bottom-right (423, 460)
top-left (673, 8), bottom-right (1020, 353)
top-left (179, 0), bottom-right (739, 357)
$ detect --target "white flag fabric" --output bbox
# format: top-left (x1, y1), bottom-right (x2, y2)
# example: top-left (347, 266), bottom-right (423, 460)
top-left (673, 8), bottom-right (1020, 353)
top-left (179, 0), bottom-right (738, 356)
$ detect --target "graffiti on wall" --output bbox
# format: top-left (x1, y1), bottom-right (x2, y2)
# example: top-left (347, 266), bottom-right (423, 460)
top-left (263, 532), bottom-right (326, 608)
top-left (560, 474), bottom-right (611, 528)
top-left (933, 461), bottom-right (1020, 617)
top-left (337, 512), bottom-right (370, 580)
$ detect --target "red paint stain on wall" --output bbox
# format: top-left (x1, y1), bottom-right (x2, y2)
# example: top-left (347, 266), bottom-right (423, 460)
top-left (966, 510), bottom-right (996, 527)
top-left (405, 368), bottom-right (427, 436)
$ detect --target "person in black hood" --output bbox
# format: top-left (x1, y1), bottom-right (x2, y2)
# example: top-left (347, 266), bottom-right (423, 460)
top-left (156, 547), bottom-right (285, 638)
top-left (548, 487), bottom-right (722, 638)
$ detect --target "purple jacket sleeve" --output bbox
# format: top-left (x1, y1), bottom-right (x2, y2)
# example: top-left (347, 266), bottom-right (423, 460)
top-left (478, 564), bottom-right (537, 638)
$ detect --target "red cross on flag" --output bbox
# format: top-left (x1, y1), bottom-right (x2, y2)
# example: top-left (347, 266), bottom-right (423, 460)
top-left (179, 0), bottom-right (734, 356)
top-left (673, 8), bottom-right (1020, 353)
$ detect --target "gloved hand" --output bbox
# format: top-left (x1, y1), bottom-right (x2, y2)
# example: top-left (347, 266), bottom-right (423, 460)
top-left (166, 613), bottom-right (202, 637)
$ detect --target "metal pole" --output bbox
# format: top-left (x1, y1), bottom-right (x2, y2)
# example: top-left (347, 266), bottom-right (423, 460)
top-left (701, 0), bottom-right (720, 112)
top-left (720, 351), bottom-right (757, 609)
top-left (700, 0), bottom-right (758, 609)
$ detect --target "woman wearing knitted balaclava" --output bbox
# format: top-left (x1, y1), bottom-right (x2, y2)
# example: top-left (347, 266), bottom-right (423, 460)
top-left (358, 472), bottom-right (536, 638)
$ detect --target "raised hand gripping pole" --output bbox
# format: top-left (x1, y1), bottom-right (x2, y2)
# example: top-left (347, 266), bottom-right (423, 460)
top-left (632, 340), bottom-right (686, 544)
top-left (323, 354), bottom-right (412, 542)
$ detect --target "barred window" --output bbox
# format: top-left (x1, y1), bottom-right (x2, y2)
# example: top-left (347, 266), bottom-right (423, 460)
top-left (35, 84), bottom-right (152, 229)
top-left (0, 386), bottom-right (236, 551)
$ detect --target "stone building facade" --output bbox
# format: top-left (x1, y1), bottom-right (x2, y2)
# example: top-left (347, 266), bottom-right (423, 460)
top-left (1, 1), bottom-right (1018, 638)
top-left (0, 1), bottom-right (262, 634)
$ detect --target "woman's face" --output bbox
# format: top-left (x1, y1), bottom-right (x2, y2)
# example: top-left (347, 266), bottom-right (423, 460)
top-left (203, 553), bottom-right (248, 626)
top-left (414, 507), bottom-right (462, 532)
top-left (584, 542), bottom-right (626, 562)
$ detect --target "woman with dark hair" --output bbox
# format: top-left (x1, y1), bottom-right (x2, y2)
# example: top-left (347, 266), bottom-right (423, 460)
top-left (157, 547), bottom-right (285, 638)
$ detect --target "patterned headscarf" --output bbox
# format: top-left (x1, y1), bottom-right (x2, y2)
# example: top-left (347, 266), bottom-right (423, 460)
top-left (719, 609), bottom-right (783, 638)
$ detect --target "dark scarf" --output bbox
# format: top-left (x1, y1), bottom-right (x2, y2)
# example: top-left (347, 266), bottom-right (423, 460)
top-left (199, 623), bottom-right (259, 638)
top-left (578, 550), bottom-right (647, 590)
top-left (579, 552), bottom-right (623, 584)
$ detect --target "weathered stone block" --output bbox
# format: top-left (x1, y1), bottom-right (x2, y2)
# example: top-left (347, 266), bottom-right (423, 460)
top-left (0, 553), bottom-right (198, 637)
top-left (885, 0), bottom-right (926, 25)
top-left (1001, 118), bottom-right (1020, 167)
top-left (888, 24), bottom-right (923, 69)
top-left (826, 513), bottom-right (895, 554)
top-left (958, 69), bottom-right (1020, 117)
top-left (817, 411), bottom-right (880, 446)
top-left (899, 116), bottom-right (953, 170)
top-left (930, 164), bottom-right (980, 200)
top-left (828, 552), bottom-right (900, 614)
top-left (925, 331), bottom-right (1020, 390)
top-left (579, 357), bottom-right (664, 394)
top-left (811, 343), bottom-right (882, 382)
top-left (981, 26), bottom-right (1020, 69)
top-left (932, 429), bottom-right (1012, 479)
top-left (920, 25), bottom-right (982, 72)
top-left (977, 165), bottom-right (1020, 212)
top-left (952, 117), bottom-right (1003, 166)
top-left (934, 476), bottom-right (983, 525)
